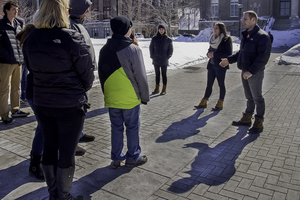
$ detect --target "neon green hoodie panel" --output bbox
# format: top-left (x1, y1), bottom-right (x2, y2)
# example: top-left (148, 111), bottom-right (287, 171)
top-left (104, 67), bottom-right (141, 109)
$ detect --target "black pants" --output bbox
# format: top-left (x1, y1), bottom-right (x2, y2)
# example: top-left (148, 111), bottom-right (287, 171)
top-left (204, 68), bottom-right (227, 101)
top-left (154, 65), bottom-right (167, 85)
top-left (35, 106), bottom-right (85, 168)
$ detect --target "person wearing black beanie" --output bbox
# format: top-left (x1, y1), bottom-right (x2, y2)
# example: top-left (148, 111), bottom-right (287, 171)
top-left (98, 16), bottom-right (149, 169)
top-left (149, 24), bottom-right (173, 95)
top-left (110, 15), bottom-right (132, 35)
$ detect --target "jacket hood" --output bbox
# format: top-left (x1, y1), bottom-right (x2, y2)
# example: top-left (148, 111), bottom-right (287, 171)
top-left (108, 34), bottom-right (133, 52)
top-left (69, 0), bottom-right (92, 17)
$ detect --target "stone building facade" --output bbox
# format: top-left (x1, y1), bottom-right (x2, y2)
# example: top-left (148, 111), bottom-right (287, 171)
top-left (199, 0), bottom-right (300, 36)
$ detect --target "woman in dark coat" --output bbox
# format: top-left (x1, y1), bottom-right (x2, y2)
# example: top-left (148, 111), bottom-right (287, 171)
top-left (195, 22), bottom-right (232, 110)
top-left (22, 0), bottom-right (95, 199)
top-left (149, 24), bottom-right (173, 95)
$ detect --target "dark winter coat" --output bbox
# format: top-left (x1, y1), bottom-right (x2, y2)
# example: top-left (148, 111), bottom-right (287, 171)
top-left (23, 27), bottom-right (95, 108)
top-left (69, 0), bottom-right (96, 69)
top-left (70, 16), bottom-right (97, 70)
top-left (227, 25), bottom-right (271, 74)
top-left (149, 33), bottom-right (173, 66)
top-left (207, 37), bottom-right (232, 70)
top-left (0, 15), bottom-right (23, 64)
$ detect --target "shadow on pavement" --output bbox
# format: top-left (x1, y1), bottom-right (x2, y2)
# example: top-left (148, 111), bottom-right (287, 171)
top-left (14, 165), bottom-right (132, 200)
top-left (0, 115), bottom-right (37, 130)
top-left (0, 160), bottom-right (45, 200)
top-left (168, 127), bottom-right (259, 193)
top-left (0, 107), bottom-right (108, 130)
top-left (156, 109), bottom-right (219, 143)
top-left (86, 107), bottom-right (108, 119)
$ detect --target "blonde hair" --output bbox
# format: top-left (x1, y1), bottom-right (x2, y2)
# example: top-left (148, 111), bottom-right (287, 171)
top-left (34, 0), bottom-right (70, 29)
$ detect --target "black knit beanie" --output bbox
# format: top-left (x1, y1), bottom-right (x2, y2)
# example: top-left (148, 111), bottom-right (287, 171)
top-left (158, 24), bottom-right (166, 30)
top-left (110, 16), bottom-right (132, 35)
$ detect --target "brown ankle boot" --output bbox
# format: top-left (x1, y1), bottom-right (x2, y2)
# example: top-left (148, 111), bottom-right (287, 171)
top-left (248, 117), bottom-right (264, 134)
top-left (160, 85), bottom-right (166, 95)
top-left (194, 98), bottom-right (207, 109)
top-left (152, 84), bottom-right (160, 94)
top-left (212, 99), bottom-right (223, 111)
top-left (232, 112), bottom-right (252, 126)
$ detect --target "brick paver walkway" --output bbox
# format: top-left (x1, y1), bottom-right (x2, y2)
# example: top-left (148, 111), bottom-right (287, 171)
top-left (1, 51), bottom-right (299, 200)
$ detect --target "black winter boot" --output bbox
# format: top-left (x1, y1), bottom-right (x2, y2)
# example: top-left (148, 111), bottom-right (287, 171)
top-left (57, 166), bottom-right (83, 200)
top-left (248, 117), bottom-right (264, 134)
top-left (29, 154), bottom-right (44, 180)
top-left (42, 165), bottom-right (57, 200)
top-left (232, 112), bottom-right (252, 126)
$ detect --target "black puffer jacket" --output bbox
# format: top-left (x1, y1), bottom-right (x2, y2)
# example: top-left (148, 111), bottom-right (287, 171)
top-left (227, 25), bottom-right (271, 74)
top-left (207, 37), bottom-right (232, 70)
top-left (23, 27), bottom-right (95, 108)
top-left (149, 33), bottom-right (173, 66)
top-left (0, 15), bottom-right (23, 64)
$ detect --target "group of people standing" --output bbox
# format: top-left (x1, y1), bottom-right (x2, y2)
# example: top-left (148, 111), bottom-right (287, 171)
top-left (196, 10), bottom-right (271, 135)
top-left (0, 0), bottom-right (271, 199)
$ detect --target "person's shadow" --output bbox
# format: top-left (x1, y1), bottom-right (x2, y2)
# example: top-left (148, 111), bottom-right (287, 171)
top-left (0, 160), bottom-right (46, 200)
top-left (156, 109), bottom-right (219, 143)
top-left (13, 164), bottom-right (132, 200)
top-left (168, 127), bottom-right (259, 193)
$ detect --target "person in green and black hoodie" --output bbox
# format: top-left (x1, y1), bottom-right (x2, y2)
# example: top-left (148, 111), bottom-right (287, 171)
top-left (98, 16), bottom-right (150, 169)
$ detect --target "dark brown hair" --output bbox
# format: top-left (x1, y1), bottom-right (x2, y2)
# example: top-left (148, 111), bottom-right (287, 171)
top-left (16, 24), bottom-right (35, 47)
top-left (215, 22), bottom-right (232, 43)
top-left (3, 1), bottom-right (18, 15)
top-left (130, 30), bottom-right (138, 46)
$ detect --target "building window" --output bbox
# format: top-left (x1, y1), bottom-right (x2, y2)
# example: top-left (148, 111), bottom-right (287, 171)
top-left (280, 0), bottom-right (290, 16)
top-left (253, 7), bottom-right (259, 15)
top-left (211, 0), bottom-right (219, 18)
top-left (103, 7), bottom-right (111, 19)
top-left (230, 0), bottom-right (238, 17)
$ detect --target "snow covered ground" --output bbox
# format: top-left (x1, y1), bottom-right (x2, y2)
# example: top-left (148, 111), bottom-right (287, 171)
top-left (92, 26), bottom-right (300, 74)
top-left (91, 37), bottom-right (240, 74)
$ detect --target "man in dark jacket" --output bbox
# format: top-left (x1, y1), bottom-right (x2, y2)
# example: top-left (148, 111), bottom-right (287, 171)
top-left (69, 0), bottom-right (97, 155)
top-left (220, 10), bottom-right (271, 134)
top-left (98, 16), bottom-right (149, 169)
top-left (0, 1), bottom-right (29, 125)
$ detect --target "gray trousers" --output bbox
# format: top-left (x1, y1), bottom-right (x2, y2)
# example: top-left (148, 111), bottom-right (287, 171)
top-left (241, 70), bottom-right (265, 119)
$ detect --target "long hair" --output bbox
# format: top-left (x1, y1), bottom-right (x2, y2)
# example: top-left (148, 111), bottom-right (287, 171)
top-left (16, 24), bottom-right (35, 47)
top-left (130, 30), bottom-right (138, 46)
top-left (215, 22), bottom-right (232, 43)
top-left (34, 0), bottom-right (70, 29)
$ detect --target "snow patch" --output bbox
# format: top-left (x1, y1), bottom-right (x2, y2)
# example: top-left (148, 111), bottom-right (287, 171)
top-left (278, 44), bottom-right (300, 65)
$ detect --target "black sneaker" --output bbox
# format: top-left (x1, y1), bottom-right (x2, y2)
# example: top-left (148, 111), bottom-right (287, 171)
top-left (2, 117), bottom-right (15, 125)
top-left (111, 160), bottom-right (122, 169)
top-left (11, 110), bottom-right (30, 118)
top-left (79, 134), bottom-right (95, 143)
top-left (125, 155), bottom-right (148, 167)
top-left (75, 145), bottom-right (86, 156)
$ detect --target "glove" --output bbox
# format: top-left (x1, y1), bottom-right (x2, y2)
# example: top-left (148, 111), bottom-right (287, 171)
top-left (141, 101), bottom-right (147, 105)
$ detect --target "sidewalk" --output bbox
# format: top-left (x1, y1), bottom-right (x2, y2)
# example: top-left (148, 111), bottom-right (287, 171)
top-left (1, 49), bottom-right (300, 200)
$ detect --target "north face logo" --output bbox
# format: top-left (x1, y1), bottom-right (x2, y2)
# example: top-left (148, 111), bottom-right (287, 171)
top-left (53, 39), bottom-right (61, 44)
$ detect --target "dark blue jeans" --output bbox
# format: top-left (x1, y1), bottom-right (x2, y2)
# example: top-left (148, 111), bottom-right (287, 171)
top-left (108, 105), bottom-right (141, 163)
top-left (242, 70), bottom-right (265, 119)
top-left (28, 98), bottom-right (43, 156)
top-left (36, 106), bottom-right (85, 168)
top-left (204, 68), bottom-right (227, 101)
top-left (20, 64), bottom-right (28, 100)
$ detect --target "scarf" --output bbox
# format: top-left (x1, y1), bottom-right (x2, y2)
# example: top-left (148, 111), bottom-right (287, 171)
top-left (209, 33), bottom-right (224, 49)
